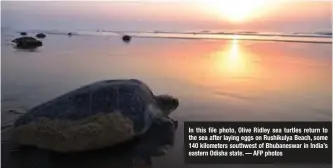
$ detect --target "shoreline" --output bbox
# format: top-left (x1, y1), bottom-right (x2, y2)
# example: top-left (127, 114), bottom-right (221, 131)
top-left (3, 30), bottom-right (331, 45)
top-left (130, 35), bottom-right (332, 44)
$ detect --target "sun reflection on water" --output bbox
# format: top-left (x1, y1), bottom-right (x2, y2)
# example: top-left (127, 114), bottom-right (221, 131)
top-left (210, 37), bottom-right (255, 78)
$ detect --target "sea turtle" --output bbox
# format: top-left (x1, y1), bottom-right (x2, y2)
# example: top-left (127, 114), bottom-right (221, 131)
top-left (36, 33), bottom-right (46, 39)
top-left (2, 114), bottom-right (178, 168)
top-left (20, 32), bottom-right (27, 36)
top-left (122, 35), bottom-right (132, 42)
top-left (11, 79), bottom-right (179, 153)
top-left (12, 36), bottom-right (43, 49)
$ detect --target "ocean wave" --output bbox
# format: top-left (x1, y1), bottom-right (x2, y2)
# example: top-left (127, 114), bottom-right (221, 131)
top-left (6, 28), bottom-right (332, 37)
top-left (314, 31), bottom-right (332, 36)
top-left (131, 35), bottom-right (331, 44)
top-left (3, 28), bottom-right (331, 44)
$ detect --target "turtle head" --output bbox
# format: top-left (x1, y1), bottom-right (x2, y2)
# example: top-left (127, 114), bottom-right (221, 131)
top-left (155, 95), bottom-right (179, 116)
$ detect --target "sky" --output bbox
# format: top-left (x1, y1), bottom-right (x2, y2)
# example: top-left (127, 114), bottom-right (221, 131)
top-left (1, 0), bottom-right (332, 33)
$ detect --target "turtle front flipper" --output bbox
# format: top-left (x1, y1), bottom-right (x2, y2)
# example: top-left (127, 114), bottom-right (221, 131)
top-left (128, 117), bottom-right (177, 157)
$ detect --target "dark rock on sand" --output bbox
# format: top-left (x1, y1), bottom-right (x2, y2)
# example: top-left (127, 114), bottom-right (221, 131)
top-left (20, 32), bottom-right (27, 36)
top-left (36, 33), bottom-right (46, 39)
top-left (122, 35), bottom-right (131, 42)
top-left (12, 37), bottom-right (43, 49)
top-left (68, 32), bottom-right (72, 36)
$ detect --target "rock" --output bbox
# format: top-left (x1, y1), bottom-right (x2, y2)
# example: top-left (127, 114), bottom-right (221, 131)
top-left (68, 33), bottom-right (72, 36)
top-left (20, 32), bottom-right (27, 36)
top-left (11, 79), bottom-right (179, 152)
top-left (122, 35), bottom-right (131, 42)
top-left (36, 33), bottom-right (46, 39)
top-left (12, 37), bottom-right (43, 49)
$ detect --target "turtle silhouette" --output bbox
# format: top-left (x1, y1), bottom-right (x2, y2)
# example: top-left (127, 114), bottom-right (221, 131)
top-left (2, 113), bottom-right (178, 168)
top-left (11, 79), bottom-right (179, 152)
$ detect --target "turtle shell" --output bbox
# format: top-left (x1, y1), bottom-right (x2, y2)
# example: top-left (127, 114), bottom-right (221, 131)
top-left (2, 117), bottom-right (178, 168)
top-left (12, 36), bottom-right (43, 49)
top-left (12, 79), bottom-right (163, 152)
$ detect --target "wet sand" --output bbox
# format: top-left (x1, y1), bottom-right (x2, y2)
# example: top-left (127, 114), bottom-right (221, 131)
top-left (1, 31), bottom-right (332, 167)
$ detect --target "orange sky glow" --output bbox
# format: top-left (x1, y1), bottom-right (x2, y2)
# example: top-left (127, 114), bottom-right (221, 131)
top-left (2, 0), bottom-right (331, 32)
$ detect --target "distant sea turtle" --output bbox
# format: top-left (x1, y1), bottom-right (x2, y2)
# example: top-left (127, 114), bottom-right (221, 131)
top-left (36, 33), bottom-right (46, 39)
top-left (122, 35), bottom-right (131, 42)
top-left (12, 36), bottom-right (43, 49)
top-left (11, 79), bottom-right (179, 153)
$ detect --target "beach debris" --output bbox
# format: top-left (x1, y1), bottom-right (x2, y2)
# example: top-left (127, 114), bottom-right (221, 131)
top-left (36, 33), bottom-right (46, 39)
top-left (20, 32), bottom-right (27, 36)
top-left (11, 79), bottom-right (179, 153)
top-left (122, 35), bottom-right (132, 42)
top-left (11, 36), bottom-right (43, 49)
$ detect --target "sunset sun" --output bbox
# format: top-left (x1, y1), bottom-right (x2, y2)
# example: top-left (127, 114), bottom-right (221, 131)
top-left (200, 0), bottom-right (269, 22)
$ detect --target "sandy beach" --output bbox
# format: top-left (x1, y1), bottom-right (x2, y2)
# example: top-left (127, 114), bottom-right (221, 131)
top-left (1, 30), bottom-right (332, 167)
